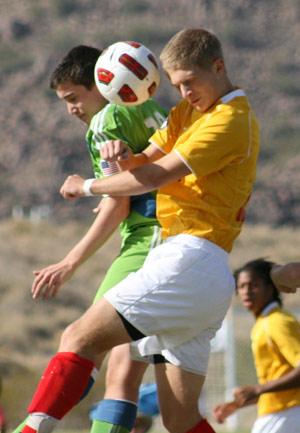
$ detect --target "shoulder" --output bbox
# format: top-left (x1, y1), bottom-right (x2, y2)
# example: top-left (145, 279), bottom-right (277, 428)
top-left (90, 103), bottom-right (136, 132)
top-left (266, 308), bottom-right (300, 333)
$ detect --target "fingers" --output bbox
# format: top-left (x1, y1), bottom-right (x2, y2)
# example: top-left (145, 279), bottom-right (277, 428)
top-left (32, 269), bottom-right (61, 299)
top-left (60, 174), bottom-right (85, 200)
top-left (278, 284), bottom-right (297, 293)
top-left (100, 140), bottom-right (130, 161)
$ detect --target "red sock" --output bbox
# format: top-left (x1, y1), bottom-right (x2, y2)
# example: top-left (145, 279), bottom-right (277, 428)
top-left (186, 419), bottom-right (216, 433)
top-left (22, 427), bottom-right (36, 433)
top-left (27, 352), bottom-right (94, 419)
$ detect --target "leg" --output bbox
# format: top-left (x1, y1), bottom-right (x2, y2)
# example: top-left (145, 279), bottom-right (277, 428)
top-left (87, 227), bottom-right (159, 433)
top-left (90, 344), bottom-right (148, 433)
top-left (104, 344), bottom-right (148, 401)
top-left (155, 363), bottom-right (216, 433)
top-left (20, 299), bottom-right (132, 433)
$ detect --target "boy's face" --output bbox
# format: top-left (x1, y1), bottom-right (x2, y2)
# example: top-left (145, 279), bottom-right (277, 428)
top-left (56, 81), bottom-right (106, 125)
top-left (236, 270), bottom-right (274, 317)
top-left (166, 60), bottom-right (226, 113)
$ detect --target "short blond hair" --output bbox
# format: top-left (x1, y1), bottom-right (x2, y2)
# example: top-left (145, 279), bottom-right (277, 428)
top-left (160, 28), bottom-right (223, 71)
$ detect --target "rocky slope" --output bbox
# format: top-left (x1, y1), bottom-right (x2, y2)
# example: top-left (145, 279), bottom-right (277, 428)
top-left (1, 0), bottom-right (300, 224)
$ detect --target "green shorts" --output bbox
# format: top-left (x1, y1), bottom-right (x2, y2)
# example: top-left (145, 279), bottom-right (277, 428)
top-left (93, 224), bottom-right (161, 303)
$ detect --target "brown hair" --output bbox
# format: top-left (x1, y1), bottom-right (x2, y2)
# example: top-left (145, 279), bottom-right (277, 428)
top-left (160, 28), bottom-right (223, 71)
top-left (50, 45), bottom-right (102, 90)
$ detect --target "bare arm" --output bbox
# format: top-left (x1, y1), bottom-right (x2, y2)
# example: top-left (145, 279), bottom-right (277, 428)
top-left (214, 366), bottom-right (300, 423)
top-left (271, 262), bottom-right (300, 293)
top-left (31, 196), bottom-right (129, 299)
top-left (233, 365), bottom-right (300, 406)
top-left (60, 149), bottom-right (191, 200)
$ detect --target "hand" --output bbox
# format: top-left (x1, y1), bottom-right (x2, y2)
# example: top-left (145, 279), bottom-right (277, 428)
top-left (100, 140), bottom-right (132, 161)
top-left (60, 174), bottom-right (85, 200)
top-left (273, 283), bottom-right (297, 294)
top-left (31, 260), bottom-right (75, 299)
top-left (213, 401), bottom-right (238, 423)
top-left (271, 265), bottom-right (298, 293)
top-left (233, 385), bottom-right (260, 406)
top-left (92, 199), bottom-right (103, 214)
top-left (100, 140), bottom-right (136, 171)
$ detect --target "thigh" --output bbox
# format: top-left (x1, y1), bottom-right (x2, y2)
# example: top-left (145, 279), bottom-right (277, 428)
top-left (106, 236), bottom-right (234, 365)
top-left (155, 362), bottom-right (205, 433)
top-left (59, 298), bottom-right (132, 360)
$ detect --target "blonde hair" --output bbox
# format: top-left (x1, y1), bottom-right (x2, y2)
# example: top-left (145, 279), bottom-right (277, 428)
top-left (160, 28), bottom-right (223, 71)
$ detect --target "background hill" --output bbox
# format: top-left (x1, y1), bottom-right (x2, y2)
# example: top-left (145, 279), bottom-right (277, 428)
top-left (1, 0), bottom-right (300, 224)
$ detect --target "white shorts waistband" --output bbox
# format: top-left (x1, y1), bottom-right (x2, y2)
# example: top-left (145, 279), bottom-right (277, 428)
top-left (164, 234), bottom-right (228, 261)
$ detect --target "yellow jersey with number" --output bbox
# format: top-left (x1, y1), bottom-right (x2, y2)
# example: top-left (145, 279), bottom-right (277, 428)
top-left (252, 302), bottom-right (300, 416)
top-left (150, 89), bottom-right (260, 252)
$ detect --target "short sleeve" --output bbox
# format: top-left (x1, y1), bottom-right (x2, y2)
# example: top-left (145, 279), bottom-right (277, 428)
top-left (175, 108), bottom-right (252, 178)
top-left (269, 313), bottom-right (300, 367)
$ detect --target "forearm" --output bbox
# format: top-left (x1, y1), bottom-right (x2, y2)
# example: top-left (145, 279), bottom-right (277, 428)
top-left (90, 154), bottom-right (190, 197)
top-left (117, 152), bottom-right (148, 171)
top-left (60, 151), bottom-right (190, 200)
top-left (64, 196), bottom-right (129, 269)
top-left (90, 165), bottom-right (157, 196)
top-left (271, 263), bottom-right (300, 289)
top-left (257, 367), bottom-right (300, 395)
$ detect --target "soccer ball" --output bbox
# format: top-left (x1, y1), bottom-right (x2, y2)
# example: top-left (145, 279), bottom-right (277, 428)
top-left (94, 41), bottom-right (161, 106)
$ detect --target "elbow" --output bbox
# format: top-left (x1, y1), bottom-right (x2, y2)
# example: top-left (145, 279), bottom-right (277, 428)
top-left (288, 263), bottom-right (300, 283)
top-left (133, 164), bottom-right (168, 192)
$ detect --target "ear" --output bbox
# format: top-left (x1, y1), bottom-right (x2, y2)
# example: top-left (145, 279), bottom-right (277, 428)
top-left (212, 58), bottom-right (225, 74)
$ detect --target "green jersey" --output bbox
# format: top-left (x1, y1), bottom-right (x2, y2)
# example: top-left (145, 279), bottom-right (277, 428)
top-left (86, 99), bottom-right (167, 236)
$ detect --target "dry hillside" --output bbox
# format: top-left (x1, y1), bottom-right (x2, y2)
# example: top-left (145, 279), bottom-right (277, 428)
top-left (1, 220), bottom-right (300, 430)
top-left (0, 0), bottom-right (300, 224)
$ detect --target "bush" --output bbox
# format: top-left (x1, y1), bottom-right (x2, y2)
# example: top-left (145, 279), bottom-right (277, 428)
top-left (52, 0), bottom-right (82, 17)
top-left (0, 43), bottom-right (33, 75)
top-left (120, 0), bottom-right (151, 15)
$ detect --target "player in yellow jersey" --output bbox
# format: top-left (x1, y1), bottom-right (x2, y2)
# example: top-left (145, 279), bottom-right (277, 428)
top-left (17, 28), bottom-right (259, 433)
top-left (213, 258), bottom-right (300, 433)
top-left (271, 261), bottom-right (300, 293)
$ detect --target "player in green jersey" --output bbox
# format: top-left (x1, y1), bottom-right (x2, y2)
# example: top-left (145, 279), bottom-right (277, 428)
top-left (15, 45), bottom-right (166, 433)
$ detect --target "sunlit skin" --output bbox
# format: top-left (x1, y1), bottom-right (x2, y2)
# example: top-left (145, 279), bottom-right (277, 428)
top-left (236, 270), bottom-right (275, 317)
top-left (166, 59), bottom-right (235, 113)
top-left (56, 81), bottom-right (107, 125)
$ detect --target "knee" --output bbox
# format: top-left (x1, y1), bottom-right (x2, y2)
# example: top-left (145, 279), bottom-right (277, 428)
top-left (161, 413), bottom-right (196, 433)
top-left (161, 417), bottom-right (178, 433)
top-left (60, 320), bottom-right (84, 352)
top-left (106, 358), bottom-right (147, 395)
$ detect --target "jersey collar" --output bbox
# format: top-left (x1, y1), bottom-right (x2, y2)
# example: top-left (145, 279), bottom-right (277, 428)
top-left (220, 89), bottom-right (246, 104)
top-left (260, 301), bottom-right (280, 317)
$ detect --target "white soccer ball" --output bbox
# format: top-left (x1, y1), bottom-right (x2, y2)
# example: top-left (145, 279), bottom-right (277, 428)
top-left (94, 41), bottom-right (161, 106)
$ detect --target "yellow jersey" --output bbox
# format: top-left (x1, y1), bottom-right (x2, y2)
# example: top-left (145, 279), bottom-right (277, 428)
top-left (150, 89), bottom-right (260, 252)
top-left (251, 302), bottom-right (300, 416)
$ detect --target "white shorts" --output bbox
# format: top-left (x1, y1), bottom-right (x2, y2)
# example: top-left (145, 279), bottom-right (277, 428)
top-left (104, 234), bottom-right (234, 375)
top-left (252, 406), bottom-right (300, 433)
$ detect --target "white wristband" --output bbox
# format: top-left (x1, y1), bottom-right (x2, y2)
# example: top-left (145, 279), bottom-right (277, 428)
top-left (83, 178), bottom-right (96, 197)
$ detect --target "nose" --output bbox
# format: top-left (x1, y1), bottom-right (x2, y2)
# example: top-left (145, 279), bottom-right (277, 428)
top-left (180, 84), bottom-right (192, 100)
top-left (67, 103), bottom-right (78, 116)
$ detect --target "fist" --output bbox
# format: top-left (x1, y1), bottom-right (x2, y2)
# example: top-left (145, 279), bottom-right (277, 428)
top-left (60, 174), bottom-right (85, 200)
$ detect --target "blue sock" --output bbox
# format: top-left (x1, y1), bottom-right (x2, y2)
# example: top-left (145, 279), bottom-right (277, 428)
top-left (80, 367), bottom-right (98, 400)
top-left (90, 399), bottom-right (137, 433)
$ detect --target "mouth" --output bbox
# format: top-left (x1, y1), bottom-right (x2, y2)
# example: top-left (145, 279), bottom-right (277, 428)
top-left (241, 298), bottom-right (253, 308)
top-left (191, 97), bottom-right (201, 106)
top-left (77, 113), bottom-right (87, 122)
